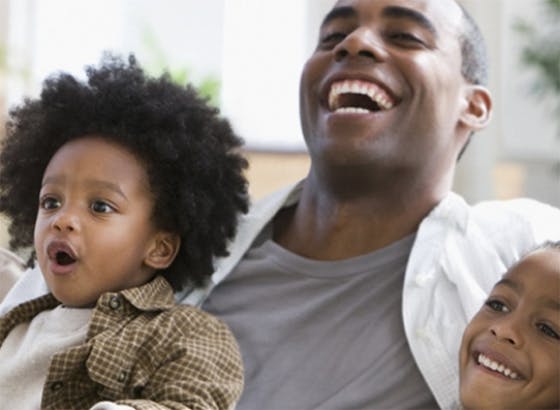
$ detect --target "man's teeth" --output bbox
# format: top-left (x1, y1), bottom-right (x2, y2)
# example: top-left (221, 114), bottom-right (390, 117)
top-left (335, 107), bottom-right (371, 114)
top-left (329, 79), bottom-right (394, 112)
top-left (477, 353), bottom-right (519, 380)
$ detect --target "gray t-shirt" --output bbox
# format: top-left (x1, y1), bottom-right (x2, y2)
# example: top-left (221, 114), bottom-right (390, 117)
top-left (203, 228), bottom-right (438, 410)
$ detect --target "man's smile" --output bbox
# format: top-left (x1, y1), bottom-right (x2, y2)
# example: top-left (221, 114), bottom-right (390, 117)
top-left (328, 79), bottom-right (396, 113)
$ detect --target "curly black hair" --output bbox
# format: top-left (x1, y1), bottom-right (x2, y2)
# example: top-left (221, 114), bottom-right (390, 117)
top-left (0, 54), bottom-right (249, 291)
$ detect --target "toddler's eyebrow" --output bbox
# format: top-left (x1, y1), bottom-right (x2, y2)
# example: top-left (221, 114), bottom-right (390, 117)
top-left (42, 176), bottom-right (127, 201)
top-left (85, 179), bottom-right (128, 201)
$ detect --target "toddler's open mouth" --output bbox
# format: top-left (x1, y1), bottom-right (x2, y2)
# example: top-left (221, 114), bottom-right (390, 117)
top-left (47, 241), bottom-right (78, 266)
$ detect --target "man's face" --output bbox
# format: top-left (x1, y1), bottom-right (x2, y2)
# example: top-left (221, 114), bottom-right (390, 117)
top-left (300, 0), bottom-right (472, 173)
top-left (459, 249), bottom-right (560, 410)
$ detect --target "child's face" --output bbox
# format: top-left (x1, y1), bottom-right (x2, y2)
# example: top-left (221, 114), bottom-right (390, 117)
top-left (459, 248), bottom-right (560, 410)
top-left (34, 136), bottom-right (166, 307)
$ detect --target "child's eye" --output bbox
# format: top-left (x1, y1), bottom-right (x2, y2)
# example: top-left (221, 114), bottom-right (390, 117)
top-left (537, 323), bottom-right (560, 340)
top-left (485, 299), bottom-right (509, 313)
top-left (90, 200), bottom-right (115, 214)
top-left (40, 196), bottom-right (61, 210)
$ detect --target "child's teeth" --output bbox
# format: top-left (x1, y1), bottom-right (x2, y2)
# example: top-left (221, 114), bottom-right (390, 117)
top-left (477, 353), bottom-right (519, 380)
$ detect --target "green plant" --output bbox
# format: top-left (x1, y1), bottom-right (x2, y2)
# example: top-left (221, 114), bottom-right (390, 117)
top-left (140, 25), bottom-right (221, 108)
top-left (514, 0), bottom-right (560, 137)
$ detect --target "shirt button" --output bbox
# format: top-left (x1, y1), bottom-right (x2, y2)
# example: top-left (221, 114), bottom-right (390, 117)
top-left (109, 295), bottom-right (122, 310)
top-left (117, 371), bottom-right (127, 383)
top-left (50, 381), bottom-right (64, 392)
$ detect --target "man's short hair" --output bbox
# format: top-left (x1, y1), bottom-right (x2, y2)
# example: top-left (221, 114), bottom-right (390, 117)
top-left (457, 3), bottom-right (489, 86)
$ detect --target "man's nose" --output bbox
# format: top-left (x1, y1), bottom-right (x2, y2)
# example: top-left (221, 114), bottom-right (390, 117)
top-left (51, 206), bottom-right (80, 232)
top-left (333, 28), bottom-right (388, 62)
top-left (490, 316), bottom-right (524, 347)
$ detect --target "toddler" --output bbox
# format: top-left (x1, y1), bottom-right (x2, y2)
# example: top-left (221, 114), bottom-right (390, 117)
top-left (0, 55), bottom-right (248, 409)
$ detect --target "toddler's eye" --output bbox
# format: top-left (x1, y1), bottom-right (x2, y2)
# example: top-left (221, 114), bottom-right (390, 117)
top-left (40, 196), bottom-right (61, 210)
top-left (537, 323), bottom-right (560, 340)
top-left (91, 200), bottom-right (114, 214)
top-left (485, 299), bottom-right (509, 313)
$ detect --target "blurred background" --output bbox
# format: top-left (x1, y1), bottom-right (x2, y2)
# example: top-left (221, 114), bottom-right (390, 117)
top-left (0, 0), bottom-right (558, 249)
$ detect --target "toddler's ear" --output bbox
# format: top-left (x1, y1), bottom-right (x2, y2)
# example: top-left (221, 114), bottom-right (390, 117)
top-left (145, 232), bottom-right (181, 270)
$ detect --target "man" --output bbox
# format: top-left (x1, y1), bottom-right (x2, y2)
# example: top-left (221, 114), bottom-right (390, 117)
top-left (201, 1), bottom-right (559, 408)
top-left (2, 0), bottom-right (560, 409)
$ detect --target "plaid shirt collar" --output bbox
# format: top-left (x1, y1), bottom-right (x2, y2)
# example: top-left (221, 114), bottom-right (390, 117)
top-left (0, 275), bottom-right (176, 342)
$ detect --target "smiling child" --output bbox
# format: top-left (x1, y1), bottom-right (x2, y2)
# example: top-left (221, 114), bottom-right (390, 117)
top-left (459, 241), bottom-right (560, 410)
top-left (0, 55), bottom-right (248, 409)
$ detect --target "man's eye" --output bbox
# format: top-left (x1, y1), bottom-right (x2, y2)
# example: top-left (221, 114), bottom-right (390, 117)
top-left (537, 323), bottom-right (560, 340)
top-left (485, 299), bottom-right (509, 313)
top-left (40, 197), bottom-right (61, 210)
top-left (390, 32), bottom-right (424, 45)
top-left (320, 32), bottom-right (346, 47)
top-left (90, 200), bottom-right (114, 214)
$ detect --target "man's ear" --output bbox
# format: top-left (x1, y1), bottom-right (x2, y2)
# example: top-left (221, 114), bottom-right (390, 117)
top-left (144, 232), bottom-right (181, 270)
top-left (459, 85), bottom-right (493, 132)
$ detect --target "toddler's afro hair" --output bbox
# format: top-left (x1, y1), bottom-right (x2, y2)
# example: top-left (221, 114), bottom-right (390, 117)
top-left (0, 54), bottom-right (249, 291)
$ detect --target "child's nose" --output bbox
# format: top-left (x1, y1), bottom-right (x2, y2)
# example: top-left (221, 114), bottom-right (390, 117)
top-left (490, 317), bottom-right (524, 347)
top-left (51, 207), bottom-right (80, 232)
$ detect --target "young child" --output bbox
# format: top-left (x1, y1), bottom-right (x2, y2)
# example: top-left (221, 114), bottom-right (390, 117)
top-left (459, 241), bottom-right (560, 410)
top-left (0, 55), bottom-right (248, 409)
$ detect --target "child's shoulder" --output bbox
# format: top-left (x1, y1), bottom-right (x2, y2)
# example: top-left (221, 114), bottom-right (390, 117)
top-left (150, 303), bottom-right (234, 340)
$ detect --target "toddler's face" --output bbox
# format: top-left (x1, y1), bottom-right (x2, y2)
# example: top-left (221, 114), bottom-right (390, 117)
top-left (34, 136), bottom-right (162, 307)
top-left (459, 248), bottom-right (560, 409)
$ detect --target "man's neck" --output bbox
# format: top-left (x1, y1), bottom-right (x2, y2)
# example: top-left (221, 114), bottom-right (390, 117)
top-left (273, 170), bottom-right (451, 260)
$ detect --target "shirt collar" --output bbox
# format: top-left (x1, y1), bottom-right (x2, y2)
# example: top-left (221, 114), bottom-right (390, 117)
top-left (100, 275), bottom-right (176, 312)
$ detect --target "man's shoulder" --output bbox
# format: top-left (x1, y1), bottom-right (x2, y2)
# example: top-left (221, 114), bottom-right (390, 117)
top-left (248, 180), bottom-right (303, 217)
top-left (431, 195), bottom-right (560, 262)
top-left (468, 197), bottom-right (560, 235)
top-left (470, 196), bottom-right (559, 216)
top-left (422, 193), bottom-right (560, 256)
top-left (439, 192), bottom-right (560, 231)
top-left (135, 301), bottom-right (235, 342)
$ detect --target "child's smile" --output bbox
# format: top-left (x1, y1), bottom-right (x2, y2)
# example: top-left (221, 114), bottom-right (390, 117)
top-left (474, 352), bottom-right (521, 380)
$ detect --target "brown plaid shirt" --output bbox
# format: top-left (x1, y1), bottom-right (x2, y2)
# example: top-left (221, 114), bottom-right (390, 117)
top-left (0, 275), bottom-right (243, 410)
